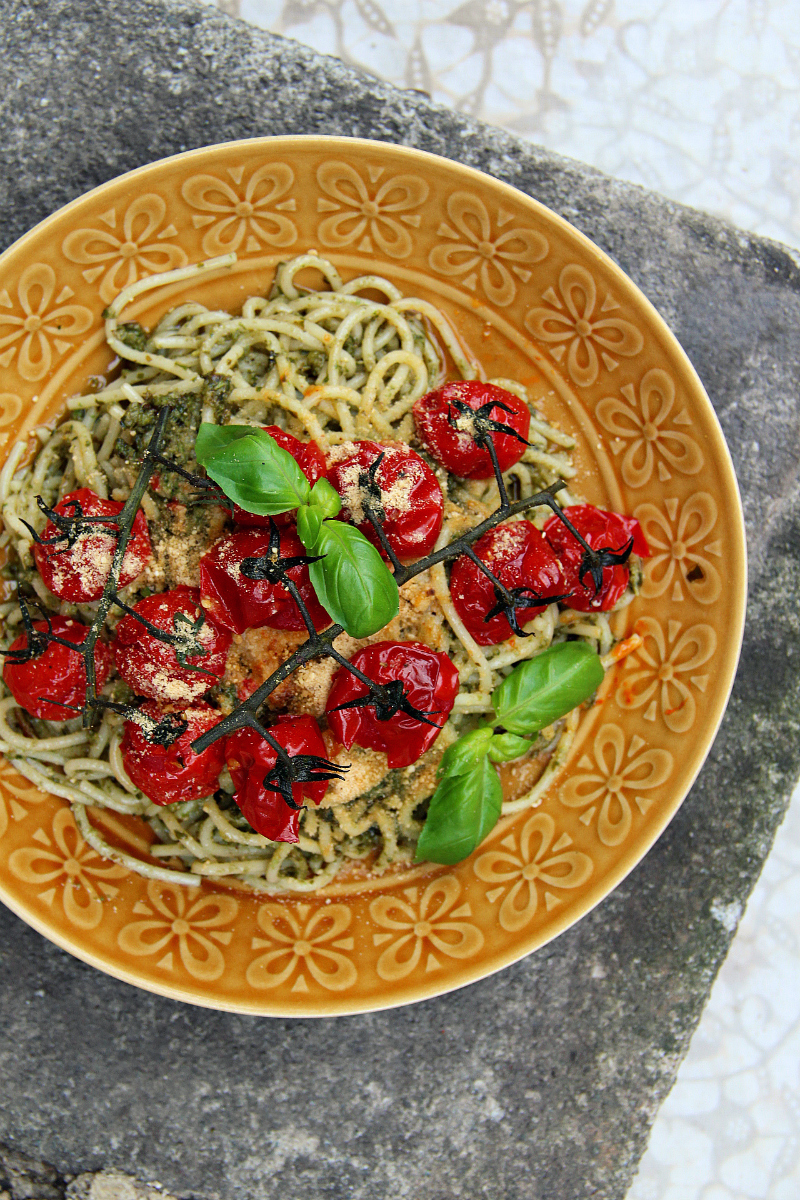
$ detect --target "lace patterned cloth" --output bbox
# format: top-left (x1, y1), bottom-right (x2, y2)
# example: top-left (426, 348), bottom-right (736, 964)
top-left (206, 0), bottom-right (800, 248)
top-left (207, 3), bottom-right (800, 1193)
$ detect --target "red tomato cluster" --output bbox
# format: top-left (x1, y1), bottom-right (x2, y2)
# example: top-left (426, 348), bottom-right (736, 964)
top-left (4, 399), bottom-right (651, 837)
top-left (326, 440), bottom-right (443, 559)
top-left (113, 586), bottom-right (231, 706)
top-left (121, 701), bottom-right (225, 807)
top-left (34, 488), bottom-right (151, 602)
top-left (413, 381), bottom-right (530, 479)
top-left (3, 617), bottom-right (112, 722)
top-left (326, 641), bottom-right (459, 769)
top-left (200, 527), bottom-right (330, 635)
top-left (450, 521), bottom-right (566, 645)
top-left (543, 505), bottom-right (651, 613)
top-left (225, 715), bottom-right (329, 842)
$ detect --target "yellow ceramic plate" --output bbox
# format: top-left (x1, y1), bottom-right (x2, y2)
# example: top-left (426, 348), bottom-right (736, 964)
top-left (0, 137), bottom-right (746, 1014)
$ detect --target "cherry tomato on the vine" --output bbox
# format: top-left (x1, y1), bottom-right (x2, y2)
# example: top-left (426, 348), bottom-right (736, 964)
top-left (232, 427), bottom-right (326, 527)
top-left (326, 440), bottom-right (444, 560)
top-left (543, 504), bottom-right (651, 613)
top-left (200, 528), bottom-right (330, 635)
top-left (225, 714), bottom-right (330, 842)
top-left (33, 488), bottom-right (151, 602)
top-left (325, 641), bottom-right (459, 769)
top-left (3, 617), bottom-right (112, 721)
top-left (413, 381), bottom-right (530, 480)
top-left (121, 701), bottom-right (225, 806)
top-left (113, 586), bottom-right (231, 706)
top-left (449, 521), bottom-right (566, 646)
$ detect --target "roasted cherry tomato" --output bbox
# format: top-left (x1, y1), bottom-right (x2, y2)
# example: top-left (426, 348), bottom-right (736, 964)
top-left (413, 381), bottom-right (530, 480)
top-left (449, 521), bottom-right (566, 645)
top-left (326, 440), bottom-right (444, 560)
top-left (33, 487), bottom-right (151, 602)
top-left (113, 586), bottom-right (231, 706)
top-left (225, 714), bottom-right (330, 842)
top-left (3, 617), bottom-right (112, 721)
top-left (543, 504), bottom-right (651, 613)
top-left (232, 426), bottom-right (326, 527)
top-left (325, 641), bottom-right (459, 769)
top-left (200, 527), bottom-right (330, 635)
top-left (120, 701), bottom-right (225, 806)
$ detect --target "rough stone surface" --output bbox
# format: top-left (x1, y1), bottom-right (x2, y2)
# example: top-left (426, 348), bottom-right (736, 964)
top-left (1, 2), bottom-right (799, 1199)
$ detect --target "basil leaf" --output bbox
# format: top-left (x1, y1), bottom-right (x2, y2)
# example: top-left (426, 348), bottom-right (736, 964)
top-left (437, 726), bottom-right (494, 777)
top-left (196, 423), bottom-right (311, 515)
top-left (488, 732), bottom-right (532, 763)
top-left (415, 757), bottom-right (502, 865)
top-left (492, 641), bottom-right (604, 735)
top-left (308, 477), bottom-right (342, 519)
top-left (296, 505), bottom-right (323, 548)
top-left (305, 520), bottom-right (399, 639)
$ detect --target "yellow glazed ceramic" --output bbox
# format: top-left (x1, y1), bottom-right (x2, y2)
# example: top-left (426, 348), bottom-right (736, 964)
top-left (0, 138), bottom-right (746, 1014)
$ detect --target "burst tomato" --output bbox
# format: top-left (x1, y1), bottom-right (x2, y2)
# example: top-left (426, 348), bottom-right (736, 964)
top-left (121, 701), bottom-right (225, 806)
top-left (543, 504), bottom-right (651, 612)
top-left (113, 586), bottom-right (231, 706)
top-left (326, 440), bottom-right (444, 560)
top-left (3, 617), bottom-right (112, 721)
top-left (200, 528), bottom-right (330, 635)
top-left (225, 714), bottom-right (330, 842)
top-left (413, 381), bottom-right (530, 479)
top-left (325, 641), bottom-right (459, 769)
top-left (33, 487), bottom-right (151, 602)
top-left (449, 521), bottom-right (566, 645)
top-left (232, 426), bottom-right (326, 527)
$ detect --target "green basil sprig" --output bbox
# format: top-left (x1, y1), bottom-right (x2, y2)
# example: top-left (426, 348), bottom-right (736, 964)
top-left (196, 423), bottom-right (399, 639)
top-left (196, 425), bottom-right (310, 515)
top-left (299, 518), bottom-right (399, 639)
top-left (492, 642), bottom-right (604, 735)
top-left (416, 641), bottom-right (604, 865)
top-left (416, 757), bottom-right (502, 866)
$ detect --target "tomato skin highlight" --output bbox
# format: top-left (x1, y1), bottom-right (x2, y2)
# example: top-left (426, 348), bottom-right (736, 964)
top-left (326, 440), bottom-right (444, 559)
top-left (325, 641), bottom-right (459, 769)
top-left (232, 427), bottom-right (326, 527)
top-left (33, 487), bottom-right (151, 602)
top-left (449, 521), bottom-right (566, 645)
top-left (199, 528), bottom-right (330, 635)
top-left (225, 714), bottom-right (330, 842)
top-left (3, 617), bottom-right (112, 721)
top-left (121, 701), bottom-right (225, 806)
top-left (543, 504), bottom-right (651, 612)
top-left (113, 586), bottom-right (231, 706)
top-left (413, 381), bottom-right (530, 479)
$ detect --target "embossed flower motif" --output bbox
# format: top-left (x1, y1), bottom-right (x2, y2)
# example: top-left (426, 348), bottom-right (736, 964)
top-left (246, 901), bottom-right (356, 993)
top-left (0, 758), bottom-right (48, 839)
top-left (474, 812), bottom-right (593, 932)
top-left (560, 723), bottom-right (673, 846)
top-left (117, 880), bottom-right (238, 982)
top-left (634, 493), bottom-right (721, 605)
top-left (0, 264), bottom-right (93, 382)
top-left (9, 807), bottom-right (127, 930)
top-left (596, 368), bottom-right (704, 488)
top-left (316, 161), bottom-right (429, 259)
top-left (181, 163), bottom-right (297, 258)
top-left (369, 874), bottom-right (483, 981)
top-left (429, 191), bottom-right (548, 307)
top-left (524, 263), bottom-right (644, 387)
top-left (61, 194), bottom-right (187, 305)
top-left (616, 617), bottom-right (717, 734)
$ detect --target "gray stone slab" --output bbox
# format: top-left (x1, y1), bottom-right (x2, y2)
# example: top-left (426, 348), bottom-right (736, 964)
top-left (1, 2), bottom-right (799, 1199)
